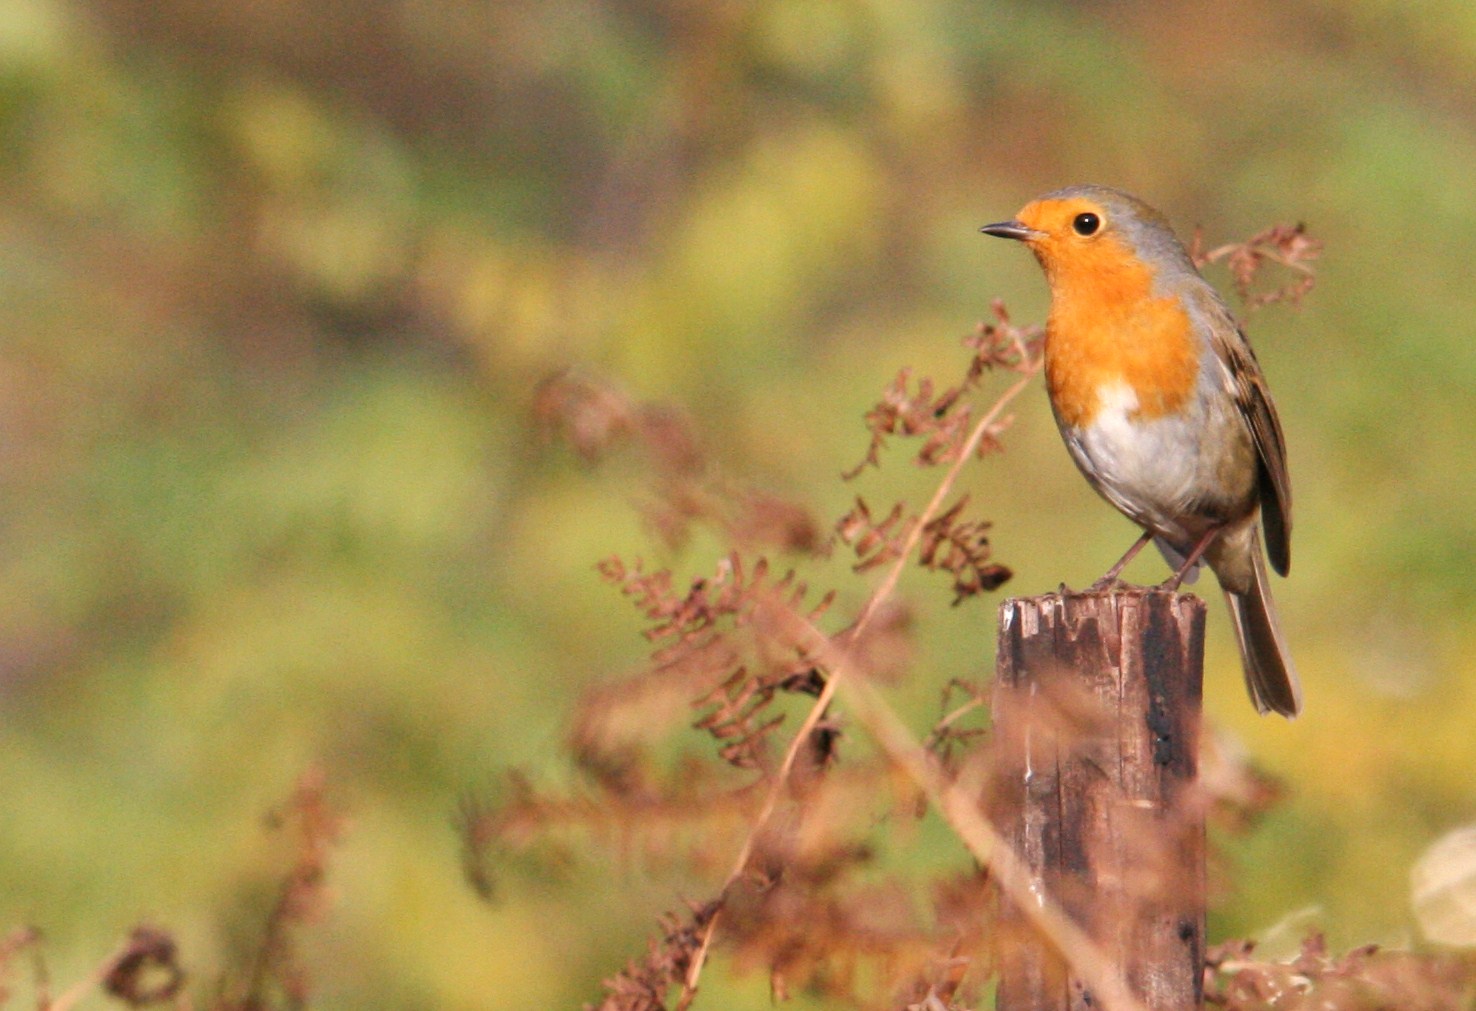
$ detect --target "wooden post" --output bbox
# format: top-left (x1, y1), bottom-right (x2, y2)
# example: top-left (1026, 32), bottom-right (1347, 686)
top-left (991, 589), bottom-right (1206, 1011)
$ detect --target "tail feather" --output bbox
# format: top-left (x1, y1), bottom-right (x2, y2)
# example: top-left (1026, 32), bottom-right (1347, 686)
top-left (1222, 546), bottom-right (1301, 717)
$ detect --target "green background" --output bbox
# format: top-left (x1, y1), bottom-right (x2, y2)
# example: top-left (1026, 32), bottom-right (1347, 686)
top-left (1, 1), bottom-right (1473, 1007)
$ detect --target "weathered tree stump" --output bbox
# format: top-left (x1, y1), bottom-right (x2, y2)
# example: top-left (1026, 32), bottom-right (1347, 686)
top-left (992, 589), bottom-right (1206, 1011)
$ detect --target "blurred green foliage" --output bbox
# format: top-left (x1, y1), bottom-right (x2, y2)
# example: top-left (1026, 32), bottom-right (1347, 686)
top-left (1, 0), bottom-right (1475, 1007)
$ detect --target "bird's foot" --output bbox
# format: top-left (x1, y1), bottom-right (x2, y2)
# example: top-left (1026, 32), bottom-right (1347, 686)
top-left (1155, 573), bottom-right (1188, 594)
top-left (1085, 574), bottom-right (1127, 593)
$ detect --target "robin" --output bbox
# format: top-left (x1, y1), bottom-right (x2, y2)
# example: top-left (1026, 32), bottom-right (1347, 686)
top-left (981, 184), bottom-right (1301, 717)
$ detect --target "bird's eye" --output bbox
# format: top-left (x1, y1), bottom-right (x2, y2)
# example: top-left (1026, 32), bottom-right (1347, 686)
top-left (1072, 212), bottom-right (1100, 236)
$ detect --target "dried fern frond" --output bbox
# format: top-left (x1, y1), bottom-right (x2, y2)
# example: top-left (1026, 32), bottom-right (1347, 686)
top-left (1205, 932), bottom-right (1474, 1010)
top-left (1191, 222), bottom-right (1322, 313)
top-left (590, 901), bottom-right (721, 1011)
top-left (844, 302), bottom-right (1041, 479)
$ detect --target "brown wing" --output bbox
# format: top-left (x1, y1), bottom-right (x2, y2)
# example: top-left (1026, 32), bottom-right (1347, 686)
top-left (1216, 325), bottom-right (1292, 576)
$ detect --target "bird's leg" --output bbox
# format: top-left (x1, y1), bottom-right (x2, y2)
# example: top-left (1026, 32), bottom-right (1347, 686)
top-left (1158, 527), bottom-right (1220, 593)
top-left (1087, 530), bottom-right (1154, 592)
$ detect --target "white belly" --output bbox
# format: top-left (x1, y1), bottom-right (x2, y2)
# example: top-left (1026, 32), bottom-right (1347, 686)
top-left (1062, 381), bottom-right (1214, 540)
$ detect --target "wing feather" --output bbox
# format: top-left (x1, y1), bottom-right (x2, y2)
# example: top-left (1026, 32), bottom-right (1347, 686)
top-left (1214, 322), bottom-right (1292, 575)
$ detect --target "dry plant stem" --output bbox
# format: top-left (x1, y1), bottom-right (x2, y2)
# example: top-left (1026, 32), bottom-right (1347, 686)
top-left (854, 365), bottom-right (1038, 635)
top-left (929, 693), bottom-right (986, 741)
top-left (679, 362), bottom-right (1041, 1006)
top-left (46, 936), bottom-right (133, 1011)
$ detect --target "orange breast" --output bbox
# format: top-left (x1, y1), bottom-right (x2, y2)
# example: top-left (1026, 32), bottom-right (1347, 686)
top-left (1039, 235), bottom-right (1201, 429)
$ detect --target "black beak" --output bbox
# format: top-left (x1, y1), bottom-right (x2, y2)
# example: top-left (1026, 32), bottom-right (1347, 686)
top-left (979, 220), bottom-right (1043, 241)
